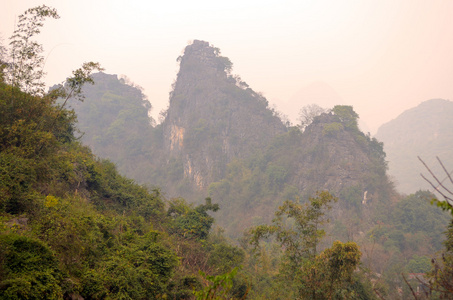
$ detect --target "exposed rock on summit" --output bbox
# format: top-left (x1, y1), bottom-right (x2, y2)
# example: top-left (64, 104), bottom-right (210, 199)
top-left (161, 40), bottom-right (287, 189)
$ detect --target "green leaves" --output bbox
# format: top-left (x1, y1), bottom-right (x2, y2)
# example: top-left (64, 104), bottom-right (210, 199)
top-left (7, 5), bottom-right (59, 95)
top-left (60, 62), bottom-right (104, 103)
top-left (0, 151), bottom-right (37, 213)
top-left (194, 267), bottom-right (240, 300)
top-left (332, 105), bottom-right (359, 131)
top-left (247, 192), bottom-right (371, 299)
top-left (250, 191), bottom-right (336, 263)
top-left (0, 234), bottom-right (63, 299)
top-left (298, 241), bottom-right (362, 299)
top-left (87, 238), bottom-right (178, 299)
top-left (168, 197), bottom-right (219, 240)
top-left (431, 198), bottom-right (453, 215)
top-left (207, 243), bottom-right (245, 275)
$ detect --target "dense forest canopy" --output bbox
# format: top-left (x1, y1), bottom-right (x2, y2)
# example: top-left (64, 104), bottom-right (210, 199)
top-left (1, 5), bottom-right (452, 300)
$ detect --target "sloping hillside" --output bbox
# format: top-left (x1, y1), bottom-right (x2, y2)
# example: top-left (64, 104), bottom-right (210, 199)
top-left (64, 72), bottom-right (156, 182)
top-left (70, 41), bottom-right (395, 238)
top-left (161, 40), bottom-right (287, 190)
top-left (376, 99), bottom-right (453, 194)
top-left (56, 41), bottom-right (453, 296)
top-left (209, 108), bottom-right (393, 236)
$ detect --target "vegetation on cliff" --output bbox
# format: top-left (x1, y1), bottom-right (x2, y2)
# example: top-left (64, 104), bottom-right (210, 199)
top-left (62, 37), bottom-right (453, 298)
top-left (1, 5), bottom-right (452, 299)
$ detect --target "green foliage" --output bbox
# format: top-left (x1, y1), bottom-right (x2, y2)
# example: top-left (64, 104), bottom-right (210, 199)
top-left (86, 237), bottom-right (178, 299)
top-left (332, 105), bottom-right (359, 131)
top-left (194, 267), bottom-right (240, 300)
top-left (207, 243), bottom-right (245, 275)
top-left (393, 190), bottom-right (449, 250)
top-left (0, 4), bottom-right (101, 217)
top-left (215, 56), bottom-right (233, 73)
top-left (0, 234), bottom-right (63, 299)
top-left (394, 191), bottom-right (447, 233)
top-left (0, 151), bottom-right (38, 213)
top-left (425, 216), bottom-right (453, 298)
top-left (405, 255), bottom-right (432, 273)
top-left (167, 275), bottom-right (202, 299)
top-left (250, 191), bottom-right (337, 273)
top-left (6, 5), bottom-right (59, 95)
top-left (86, 159), bottom-right (165, 218)
top-left (0, 81), bottom-right (81, 214)
top-left (265, 164), bottom-right (288, 191)
top-left (339, 184), bottom-right (363, 210)
top-left (298, 241), bottom-right (362, 299)
top-left (168, 197), bottom-right (219, 240)
top-left (63, 72), bottom-right (155, 184)
top-left (367, 134), bottom-right (386, 162)
top-left (246, 192), bottom-right (376, 299)
top-left (431, 198), bottom-right (453, 215)
top-left (322, 122), bottom-right (343, 136)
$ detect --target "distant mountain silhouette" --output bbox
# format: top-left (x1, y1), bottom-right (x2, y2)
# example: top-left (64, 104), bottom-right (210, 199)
top-left (376, 99), bottom-right (453, 194)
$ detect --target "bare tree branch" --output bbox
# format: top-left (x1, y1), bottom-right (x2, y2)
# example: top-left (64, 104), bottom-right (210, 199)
top-left (420, 173), bottom-right (453, 205)
top-left (402, 273), bottom-right (420, 300)
top-left (437, 156), bottom-right (453, 187)
top-left (418, 156), bottom-right (453, 206)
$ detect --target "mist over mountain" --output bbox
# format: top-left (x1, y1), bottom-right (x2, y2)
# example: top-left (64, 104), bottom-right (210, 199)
top-left (60, 41), bottom-right (452, 291)
top-left (69, 40), bottom-right (397, 240)
top-left (9, 37), bottom-right (447, 298)
top-left (64, 72), bottom-right (155, 182)
top-left (282, 81), bottom-right (343, 122)
top-left (161, 40), bottom-right (287, 190)
top-left (376, 98), bottom-right (453, 194)
top-left (4, 3), bottom-right (453, 296)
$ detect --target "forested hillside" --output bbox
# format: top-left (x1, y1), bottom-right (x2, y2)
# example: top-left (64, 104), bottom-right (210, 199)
top-left (72, 41), bottom-right (395, 239)
top-left (0, 76), bottom-right (382, 298)
top-left (65, 39), bottom-right (453, 299)
top-left (61, 72), bottom-right (156, 182)
top-left (208, 109), bottom-right (392, 238)
top-left (2, 6), bottom-right (453, 299)
top-left (0, 7), bottom-right (248, 299)
top-left (0, 61), bottom-right (251, 300)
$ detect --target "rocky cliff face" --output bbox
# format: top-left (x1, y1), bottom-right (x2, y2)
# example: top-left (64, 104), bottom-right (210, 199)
top-left (67, 40), bottom-right (395, 238)
top-left (161, 40), bottom-right (287, 190)
top-left (207, 109), bottom-right (392, 236)
top-left (297, 113), bottom-right (386, 195)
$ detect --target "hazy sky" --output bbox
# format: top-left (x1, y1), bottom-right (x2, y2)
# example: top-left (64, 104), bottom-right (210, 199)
top-left (2, 0), bottom-right (453, 133)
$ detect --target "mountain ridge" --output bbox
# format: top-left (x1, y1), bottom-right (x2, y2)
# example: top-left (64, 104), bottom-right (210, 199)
top-left (69, 40), bottom-right (395, 238)
top-left (161, 40), bottom-right (287, 190)
top-left (376, 98), bottom-right (453, 194)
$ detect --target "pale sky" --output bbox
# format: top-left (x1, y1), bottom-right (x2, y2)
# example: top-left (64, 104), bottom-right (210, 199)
top-left (2, 0), bottom-right (453, 133)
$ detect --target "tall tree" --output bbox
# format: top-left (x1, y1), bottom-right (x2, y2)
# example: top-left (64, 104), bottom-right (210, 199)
top-left (298, 104), bottom-right (329, 131)
top-left (250, 191), bottom-right (336, 263)
top-left (299, 241), bottom-right (362, 299)
top-left (7, 5), bottom-right (59, 95)
top-left (332, 105), bottom-right (359, 131)
top-left (249, 191), bottom-right (369, 299)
